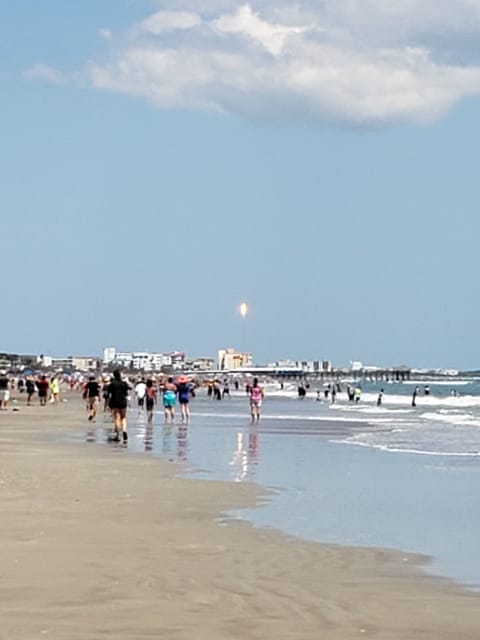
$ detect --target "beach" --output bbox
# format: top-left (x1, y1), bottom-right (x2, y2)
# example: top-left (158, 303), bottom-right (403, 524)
top-left (0, 395), bottom-right (479, 639)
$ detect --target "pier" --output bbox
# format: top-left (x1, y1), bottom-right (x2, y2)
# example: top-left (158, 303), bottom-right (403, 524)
top-left (185, 366), bottom-right (412, 383)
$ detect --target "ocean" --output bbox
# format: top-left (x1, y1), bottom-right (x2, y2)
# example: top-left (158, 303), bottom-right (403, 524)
top-left (86, 377), bottom-right (480, 588)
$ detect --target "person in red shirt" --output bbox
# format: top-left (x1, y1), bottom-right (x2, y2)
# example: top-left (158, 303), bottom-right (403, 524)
top-left (36, 375), bottom-right (49, 407)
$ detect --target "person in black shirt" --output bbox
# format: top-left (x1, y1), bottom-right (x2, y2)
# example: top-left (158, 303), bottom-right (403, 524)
top-left (25, 377), bottom-right (36, 406)
top-left (107, 369), bottom-right (130, 442)
top-left (0, 371), bottom-right (10, 410)
top-left (412, 386), bottom-right (419, 408)
top-left (84, 375), bottom-right (100, 422)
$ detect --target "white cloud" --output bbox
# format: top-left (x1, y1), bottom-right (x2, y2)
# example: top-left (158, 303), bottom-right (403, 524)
top-left (141, 10), bottom-right (202, 34)
top-left (213, 5), bottom-right (309, 55)
top-left (23, 63), bottom-right (66, 85)
top-left (98, 28), bottom-right (112, 41)
top-left (40, 2), bottom-right (480, 125)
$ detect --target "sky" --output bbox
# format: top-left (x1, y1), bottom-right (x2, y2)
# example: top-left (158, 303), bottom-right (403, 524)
top-left (1, 0), bottom-right (480, 369)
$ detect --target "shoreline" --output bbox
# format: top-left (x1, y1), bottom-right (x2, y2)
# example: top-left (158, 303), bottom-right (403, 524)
top-left (1, 394), bottom-right (479, 638)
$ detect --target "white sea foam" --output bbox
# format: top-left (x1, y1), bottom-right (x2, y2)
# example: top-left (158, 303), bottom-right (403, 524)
top-left (193, 411), bottom-right (367, 423)
top-left (419, 412), bottom-right (480, 428)
top-left (406, 379), bottom-right (471, 386)
top-left (329, 392), bottom-right (480, 409)
top-left (331, 439), bottom-right (480, 457)
top-left (199, 377), bottom-right (480, 457)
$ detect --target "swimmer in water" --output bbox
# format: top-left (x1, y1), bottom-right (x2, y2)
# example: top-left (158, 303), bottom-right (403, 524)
top-left (412, 386), bottom-right (419, 407)
top-left (377, 389), bottom-right (384, 406)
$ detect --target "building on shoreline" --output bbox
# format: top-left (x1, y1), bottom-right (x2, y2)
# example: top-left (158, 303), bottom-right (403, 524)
top-left (0, 353), bottom-right (99, 373)
top-left (217, 349), bottom-right (253, 370)
top-left (51, 356), bottom-right (99, 372)
top-left (103, 347), bottom-right (187, 372)
top-left (190, 357), bottom-right (215, 371)
top-left (0, 353), bottom-right (38, 371)
top-left (268, 359), bottom-right (332, 373)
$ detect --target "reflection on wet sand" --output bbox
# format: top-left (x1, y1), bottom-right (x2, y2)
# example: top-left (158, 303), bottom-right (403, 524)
top-left (95, 403), bottom-right (267, 480)
top-left (162, 426), bottom-right (176, 460)
top-left (177, 426), bottom-right (189, 461)
top-left (153, 425), bottom-right (190, 462)
top-left (134, 422), bottom-right (191, 462)
top-left (230, 427), bottom-right (260, 482)
top-left (145, 424), bottom-right (153, 452)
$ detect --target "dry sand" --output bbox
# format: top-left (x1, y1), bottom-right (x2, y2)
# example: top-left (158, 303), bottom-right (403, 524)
top-left (0, 393), bottom-right (478, 639)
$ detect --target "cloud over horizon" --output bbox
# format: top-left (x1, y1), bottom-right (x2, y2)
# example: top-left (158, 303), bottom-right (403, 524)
top-left (35, 1), bottom-right (480, 125)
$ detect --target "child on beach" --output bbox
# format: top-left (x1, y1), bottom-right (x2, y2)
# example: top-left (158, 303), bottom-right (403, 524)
top-left (145, 380), bottom-right (157, 423)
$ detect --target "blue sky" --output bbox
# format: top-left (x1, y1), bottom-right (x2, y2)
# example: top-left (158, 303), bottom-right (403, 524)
top-left (2, 1), bottom-right (480, 369)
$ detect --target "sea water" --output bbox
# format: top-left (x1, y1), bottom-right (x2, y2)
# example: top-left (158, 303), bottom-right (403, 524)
top-left (101, 378), bottom-right (480, 587)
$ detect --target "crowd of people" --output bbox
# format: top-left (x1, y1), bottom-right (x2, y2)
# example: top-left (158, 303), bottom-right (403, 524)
top-left (0, 371), bottom-right (61, 410)
top-left (1, 367), bottom-right (458, 448)
top-left (94, 372), bottom-right (265, 440)
top-left (80, 371), bottom-right (198, 441)
top-left (0, 368), bottom-right (266, 443)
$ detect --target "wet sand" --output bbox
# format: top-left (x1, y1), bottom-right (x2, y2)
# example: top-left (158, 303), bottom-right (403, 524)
top-left (0, 393), bottom-right (478, 639)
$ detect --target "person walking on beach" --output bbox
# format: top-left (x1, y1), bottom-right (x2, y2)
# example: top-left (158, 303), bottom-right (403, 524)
top-left (377, 389), bottom-right (384, 406)
top-left (222, 378), bottom-right (230, 398)
top-left (249, 377), bottom-right (264, 423)
top-left (102, 379), bottom-right (110, 413)
top-left (162, 377), bottom-right (177, 424)
top-left (50, 376), bottom-right (60, 405)
top-left (107, 369), bottom-right (130, 442)
top-left (135, 378), bottom-right (147, 412)
top-left (0, 371), bottom-right (10, 411)
top-left (37, 375), bottom-right (49, 406)
top-left (177, 376), bottom-right (191, 423)
top-left (354, 386), bottom-right (361, 404)
top-left (412, 386), bottom-right (419, 408)
top-left (213, 381), bottom-right (222, 400)
top-left (145, 379), bottom-right (157, 423)
top-left (25, 377), bottom-right (36, 406)
top-left (84, 375), bottom-right (100, 422)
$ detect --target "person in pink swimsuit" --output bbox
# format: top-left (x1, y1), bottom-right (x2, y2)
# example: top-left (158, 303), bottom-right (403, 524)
top-left (249, 377), bottom-right (264, 423)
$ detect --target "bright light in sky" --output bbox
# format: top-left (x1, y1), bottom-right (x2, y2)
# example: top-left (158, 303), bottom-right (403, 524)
top-left (239, 303), bottom-right (249, 319)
